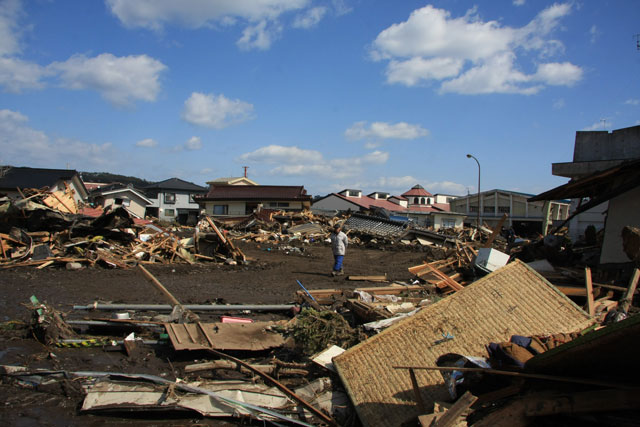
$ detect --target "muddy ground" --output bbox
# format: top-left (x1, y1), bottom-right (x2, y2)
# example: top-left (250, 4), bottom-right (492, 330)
top-left (0, 240), bottom-right (432, 426)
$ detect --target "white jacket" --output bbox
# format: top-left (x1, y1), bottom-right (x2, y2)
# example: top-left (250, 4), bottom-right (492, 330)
top-left (331, 231), bottom-right (348, 255)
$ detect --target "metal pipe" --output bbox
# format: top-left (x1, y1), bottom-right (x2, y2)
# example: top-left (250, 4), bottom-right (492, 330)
top-left (466, 154), bottom-right (481, 230)
top-left (73, 303), bottom-right (296, 312)
top-left (67, 320), bottom-right (163, 328)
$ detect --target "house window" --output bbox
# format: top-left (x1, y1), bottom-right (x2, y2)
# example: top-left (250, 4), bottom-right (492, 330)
top-left (115, 198), bottom-right (123, 205)
top-left (164, 193), bottom-right (176, 204)
top-left (484, 206), bottom-right (494, 214)
top-left (347, 190), bottom-right (359, 197)
top-left (442, 218), bottom-right (456, 228)
top-left (213, 205), bottom-right (228, 215)
top-left (189, 193), bottom-right (198, 203)
top-left (469, 206), bottom-right (478, 212)
top-left (164, 209), bottom-right (175, 217)
top-left (498, 206), bottom-right (511, 213)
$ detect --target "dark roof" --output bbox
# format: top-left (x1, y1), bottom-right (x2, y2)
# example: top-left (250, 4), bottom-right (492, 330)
top-left (199, 185), bottom-right (311, 201)
top-left (529, 158), bottom-right (640, 217)
top-left (143, 177), bottom-right (207, 192)
top-left (0, 166), bottom-right (80, 190)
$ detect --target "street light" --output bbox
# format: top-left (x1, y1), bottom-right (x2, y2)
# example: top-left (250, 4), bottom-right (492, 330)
top-left (466, 154), bottom-right (481, 230)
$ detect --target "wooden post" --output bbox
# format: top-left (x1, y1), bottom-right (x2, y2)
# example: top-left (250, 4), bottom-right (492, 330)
top-left (620, 268), bottom-right (640, 313)
top-left (409, 368), bottom-right (426, 413)
top-left (138, 265), bottom-right (181, 306)
top-left (482, 213), bottom-right (508, 248)
top-left (584, 267), bottom-right (595, 316)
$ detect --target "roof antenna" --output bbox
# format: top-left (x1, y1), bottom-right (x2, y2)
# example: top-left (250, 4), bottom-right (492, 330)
top-left (243, 166), bottom-right (249, 178)
top-left (600, 118), bottom-right (608, 130)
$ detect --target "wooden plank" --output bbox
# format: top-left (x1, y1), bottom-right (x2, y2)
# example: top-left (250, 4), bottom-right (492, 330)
top-left (620, 268), bottom-right (640, 313)
top-left (433, 391), bottom-right (478, 427)
top-left (482, 213), bottom-right (508, 248)
top-left (138, 264), bottom-right (181, 306)
top-left (584, 267), bottom-right (595, 316)
top-left (354, 284), bottom-right (425, 295)
top-left (348, 275), bottom-right (388, 282)
top-left (421, 263), bottom-right (464, 291)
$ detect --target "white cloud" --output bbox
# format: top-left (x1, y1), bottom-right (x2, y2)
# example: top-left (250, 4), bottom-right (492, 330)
top-left (386, 57), bottom-right (464, 86)
top-left (107, 0), bottom-right (310, 50)
top-left (513, 0), bottom-right (526, 6)
top-left (0, 57), bottom-right (49, 92)
top-left (0, 109), bottom-right (118, 169)
top-left (106, 0), bottom-right (309, 30)
top-left (239, 144), bottom-right (389, 179)
top-left (184, 136), bottom-right (202, 151)
top-left (534, 62), bottom-right (583, 86)
top-left (237, 19), bottom-right (282, 50)
top-left (182, 92), bottom-right (254, 129)
top-left (49, 53), bottom-right (166, 106)
top-left (239, 144), bottom-right (323, 164)
top-left (371, 3), bottom-right (582, 95)
top-left (553, 98), bottom-right (565, 109)
top-left (0, 0), bottom-right (22, 56)
top-left (292, 6), bottom-right (327, 29)
top-left (345, 121), bottom-right (429, 140)
top-left (582, 120), bottom-right (609, 131)
top-left (136, 138), bottom-right (157, 148)
top-left (625, 99), bottom-right (639, 106)
top-left (589, 25), bottom-right (600, 44)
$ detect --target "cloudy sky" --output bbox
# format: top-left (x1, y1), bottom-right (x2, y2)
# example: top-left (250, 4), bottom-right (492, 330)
top-left (0, 0), bottom-right (638, 197)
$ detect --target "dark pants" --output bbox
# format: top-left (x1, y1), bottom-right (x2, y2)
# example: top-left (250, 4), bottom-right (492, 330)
top-left (333, 255), bottom-right (344, 271)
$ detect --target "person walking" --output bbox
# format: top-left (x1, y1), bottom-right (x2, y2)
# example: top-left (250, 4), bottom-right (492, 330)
top-left (330, 224), bottom-right (348, 276)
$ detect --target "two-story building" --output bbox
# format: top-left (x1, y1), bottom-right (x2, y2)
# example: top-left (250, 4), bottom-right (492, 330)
top-left (143, 178), bottom-right (208, 225)
top-left (197, 183), bottom-right (312, 217)
top-left (450, 189), bottom-right (570, 234)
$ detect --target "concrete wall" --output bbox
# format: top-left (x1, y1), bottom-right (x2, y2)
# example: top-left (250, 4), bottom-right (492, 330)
top-left (600, 186), bottom-right (640, 264)
top-left (574, 126), bottom-right (640, 162)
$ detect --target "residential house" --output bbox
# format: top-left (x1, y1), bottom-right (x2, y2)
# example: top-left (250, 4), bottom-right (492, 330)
top-left (311, 189), bottom-right (407, 216)
top-left (89, 184), bottom-right (152, 219)
top-left (450, 189), bottom-right (570, 234)
top-left (197, 184), bottom-right (312, 217)
top-left (312, 185), bottom-right (466, 230)
top-left (0, 166), bottom-right (89, 203)
top-left (548, 125), bottom-right (640, 244)
top-left (143, 178), bottom-right (208, 225)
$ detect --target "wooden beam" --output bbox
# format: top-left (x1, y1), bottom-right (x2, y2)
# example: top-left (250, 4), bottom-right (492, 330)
top-left (433, 391), bottom-right (478, 427)
top-left (138, 264), bottom-right (181, 306)
top-left (482, 213), bottom-right (508, 248)
top-left (620, 268), bottom-right (640, 313)
top-left (408, 368), bottom-right (426, 414)
top-left (584, 267), bottom-right (595, 316)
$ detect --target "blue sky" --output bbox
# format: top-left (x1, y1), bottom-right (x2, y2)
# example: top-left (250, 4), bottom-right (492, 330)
top-left (0, 0), bottom-right (638, 197)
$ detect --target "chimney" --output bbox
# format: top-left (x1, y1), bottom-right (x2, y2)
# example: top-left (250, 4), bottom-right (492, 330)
top-left (243, 166), bottom-right (248, 178)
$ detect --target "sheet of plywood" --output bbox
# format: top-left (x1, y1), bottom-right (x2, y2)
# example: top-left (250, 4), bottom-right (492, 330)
top-left (165, 321), bottom-right (285, 351)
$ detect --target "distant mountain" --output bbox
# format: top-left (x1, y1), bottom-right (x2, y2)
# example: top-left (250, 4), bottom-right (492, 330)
top-left (80, 172), bottom-right (153, 188)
